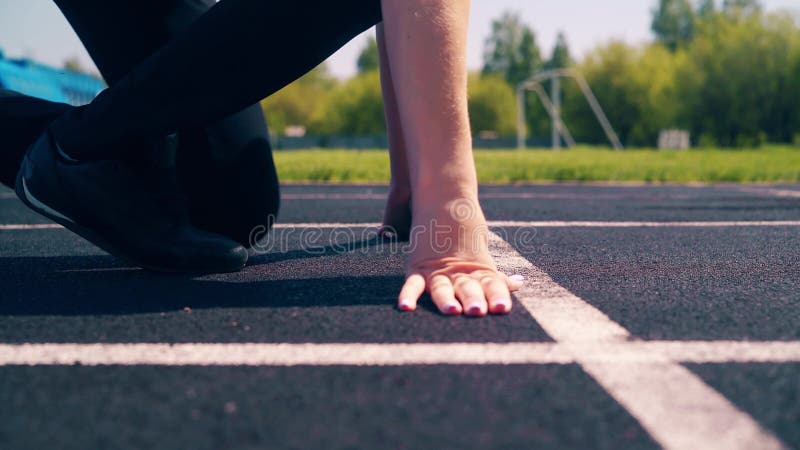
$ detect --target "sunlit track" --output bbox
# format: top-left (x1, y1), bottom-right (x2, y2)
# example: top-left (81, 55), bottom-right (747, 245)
top-left (488, 233), bottom-right (786, 450)
top-left (2, 182), bottom-right (798, 449)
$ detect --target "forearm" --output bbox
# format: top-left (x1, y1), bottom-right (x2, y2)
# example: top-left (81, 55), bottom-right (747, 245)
top-left (377, 24), bottom-right (411, 193)
top-left (379, 0), bottom-right (477, 205)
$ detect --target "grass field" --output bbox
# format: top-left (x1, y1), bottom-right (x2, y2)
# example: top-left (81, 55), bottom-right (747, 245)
top-left (273, 146), bottom-right (800, 183)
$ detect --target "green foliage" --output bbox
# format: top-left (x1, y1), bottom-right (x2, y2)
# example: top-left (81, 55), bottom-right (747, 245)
top-left (722, 0), bottom-right (762, 17)
top-left (260, 64), bottom-right (337, 135)
top-left (522, 88), bottom-right (550, 139)
top-left (558, 42), bottom-right (684, 147)
top-left (651, 0), bottom-right (696, 51)
top-left (562, 42), bottom-right (640, 145)
top-left (356, 37), bottom-right (380, 74)
top-left (696, 0), bottom-right (717, 18)
top-left (467, 74), bottom-right (517, 135)
top-left (310, 71), bottom-right (386, 135)
top-left (544, 5), bottom-right (800, 148)
top-left (519, 33), bottom-right (574, 139)
top-left (482, 11), bottom-right (542, 87)
top-left (544, 32), bottom-right (573, 70)
top-left (676, 10), bottom-right (800, 146)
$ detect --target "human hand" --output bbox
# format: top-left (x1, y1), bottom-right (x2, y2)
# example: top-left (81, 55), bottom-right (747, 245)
top-left (378, 183), bottom-right (412, 241)
top-left (396, 198), bottom-right (524, 317)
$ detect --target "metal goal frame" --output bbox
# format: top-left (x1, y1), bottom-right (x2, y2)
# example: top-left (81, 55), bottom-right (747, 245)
top-left (516, 68), bottom-right (623, 150)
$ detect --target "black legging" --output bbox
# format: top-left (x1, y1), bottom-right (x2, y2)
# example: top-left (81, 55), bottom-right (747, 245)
top-left (2, 0), bottom-right (381, 245)
top-left (50, 0), bottom-right (383, 159)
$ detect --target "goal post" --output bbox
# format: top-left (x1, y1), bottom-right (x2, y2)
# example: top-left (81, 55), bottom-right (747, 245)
top-left (516, 69), bottom-right (623, 150)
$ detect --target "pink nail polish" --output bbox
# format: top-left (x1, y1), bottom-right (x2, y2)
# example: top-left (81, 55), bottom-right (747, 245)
top-left (493, 299), bottom-right (510, 313)
top-left (398, 299), bottom-right (414, 311)
top-left (510, 274), bottom-right (525, 282)
top-left (444, 303), bottom-right (460, 315)
top-left (467, 305), bottom-right (483, 316)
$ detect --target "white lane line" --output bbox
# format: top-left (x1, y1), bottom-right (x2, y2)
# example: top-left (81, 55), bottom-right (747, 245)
top-left (274, 222), bottom-right (380, 228)
top-left (489, 233), bottom-right (785, 450)
top-left (0, 343), bottom-right (570, 366)
top-left (628, 341), bottom-right (800, 364)
top-left (3, 221), bottom-right (800, 231)
top-left (488, 220), bottom-right (800, 228)
top-left (481, 193), bottom-right (687, 200)
top-left (282, 193), bottom-right (387, 200)
top-left (736, 186), bottom-right (800, 199)
top-left (2, 341), bottom-right (799, 367)
top-left (0, 224), bottom-right (63, 230)
top-left (280, 192), bottom-right (696, 200)
top-left (273, 221), bottom-right (800, 228)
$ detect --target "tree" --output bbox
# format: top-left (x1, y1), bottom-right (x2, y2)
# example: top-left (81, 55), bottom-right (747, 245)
top-left (651, 0), bottom-right (696, 51)
top-left (676, 10), bottom-right (795, 146)
top-left (544, 32), bottom-right (572, 70)
top-left (261, 63), bottom-right (337, 135)
top-left (558, 41), bottom-right (683, 146)
top-left (625, 44), bottom-right (685, 145)
top-left (722, 0), bottom-right (762, 17)
top-left (696, 0), bottom-right (717, 19)
top-left (482, 11), bottom-right (541, 87)
top-left (560, 42), bottom-right (638, 145)
top-left (519, 32), bottom-right (574, 141)
top-left (310, 71), bottom-right (385, 135)
top-left (467, 74), bottom-right (517, 136)
top-left (356, 36), bottom-right (380, 74)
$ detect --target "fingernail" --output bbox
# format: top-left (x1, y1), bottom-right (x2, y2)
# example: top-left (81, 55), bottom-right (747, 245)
top-left (510, 274), bottom-right (525, 282)
top-left (444, 303), bottom-right (461, 315)
top-left (466, 305), bottom-right (484, 316)
top-left (398, 298), bottom-right (414, 311)
top-left (493, 298), bottom-right (511, 313)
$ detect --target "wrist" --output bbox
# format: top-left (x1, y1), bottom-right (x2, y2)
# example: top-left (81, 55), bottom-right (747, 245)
top-left (411, 195), bottom-right (484, 228)
top-left (411, 167), bottom-right (478, 204)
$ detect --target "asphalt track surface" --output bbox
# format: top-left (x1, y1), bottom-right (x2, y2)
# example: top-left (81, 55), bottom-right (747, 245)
top-left (1, 183), bottom-right (799, 450)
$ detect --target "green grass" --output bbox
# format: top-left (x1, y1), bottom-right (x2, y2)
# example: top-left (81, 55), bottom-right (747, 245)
top-left (273, 146), bottom-right (800, 184)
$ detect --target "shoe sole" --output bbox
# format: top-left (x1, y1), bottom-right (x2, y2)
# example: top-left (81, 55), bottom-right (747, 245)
top-left (15, 155), bottom-right (245, 274)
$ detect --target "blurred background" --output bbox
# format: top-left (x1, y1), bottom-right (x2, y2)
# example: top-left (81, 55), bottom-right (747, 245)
top-left (1, 0), bottom-right (800, 182)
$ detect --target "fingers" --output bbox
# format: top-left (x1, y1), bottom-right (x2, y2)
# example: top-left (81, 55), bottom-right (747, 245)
top-left (399, 271), bottom-right (526, 317)
top-left (398, 273), bottom-right (425, 311)
top-left (505, 273), bottom-right (525, 292)
top-left (481, 275), bottom-right (513, 315)
top-left (453, 276), bottom-right (488, 317)
top-left (429, 274), bottom-right (462, 315)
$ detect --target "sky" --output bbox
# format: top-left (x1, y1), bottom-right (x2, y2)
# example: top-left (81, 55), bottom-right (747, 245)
top-left (1, 0), bottom-right (798, 79)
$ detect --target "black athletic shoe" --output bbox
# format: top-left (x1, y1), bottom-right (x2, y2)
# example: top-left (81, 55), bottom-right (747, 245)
top-left (15, 130), bottom-right (249, 272)
top-left (0, 89), bottom-right (72, 187)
